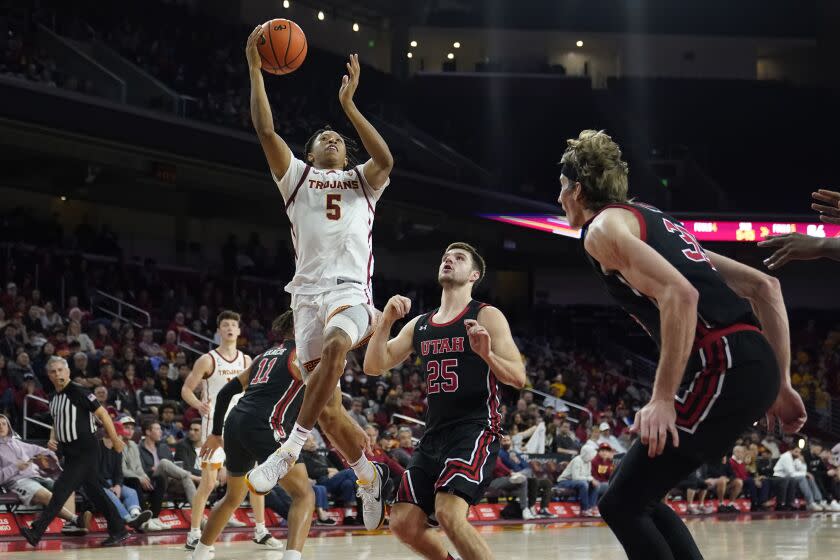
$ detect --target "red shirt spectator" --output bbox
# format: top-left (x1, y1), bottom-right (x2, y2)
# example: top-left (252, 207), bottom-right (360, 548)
top-left (591, 444), bottom-right (615, 482)
top-left (494, 458), bottom-right (512, 479)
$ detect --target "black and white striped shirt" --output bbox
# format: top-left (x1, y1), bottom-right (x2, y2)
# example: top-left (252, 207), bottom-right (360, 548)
top-left (49, 383), bottom-right (100, 444)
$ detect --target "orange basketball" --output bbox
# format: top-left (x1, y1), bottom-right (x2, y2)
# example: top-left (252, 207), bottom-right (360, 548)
top-left (257, 19), bottom-right (307, 75)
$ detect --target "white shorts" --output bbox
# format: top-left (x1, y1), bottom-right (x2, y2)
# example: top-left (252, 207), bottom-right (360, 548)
top-left (291, 284), bottom-right (375, 375)
top-left (200, 446), bottom-right (226, 469)
top-left (9, 477), bottom-right (53, 506)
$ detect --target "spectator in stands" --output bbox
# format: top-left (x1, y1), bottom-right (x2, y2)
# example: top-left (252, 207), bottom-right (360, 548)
top-left (138, 329), bottom-right (164, 358)
top-left (299, 435), bottom-right (358, 522)
top-left (138, 421), bottom-right (198, 508)
top-left (161, 330), bottom-right (179, 361)
top-left (154, 362), bottom-right (180, 400)
top-left (40, 302), bottom-right (62, 332)
top-left (93, 324), bottom-right (116, 351)
top-left (487, 456), bottom-right (533, 519)
top-left (362, 424), bottom-right (405, 479)
top-left (556, 445), bottom-right (604, 516)
top-left (676, 468), bottom-right (714, 515)
top-left (772, 447), bottom-right (824, 511)
top-left (98, 428), bottom-right (151, 529)
top-left (13, 373), bottom-right (50, 428)
top-left (702, 456), bottom-right (742, 513)
top-left (8, 351), bottom-right (36, 389)
top-left (591, 443), bottom-right (615, 487)
top-left (0, 356), bottom-right (12, 417)
top-left (30, 342), bottom-right (55, 386)
top-left (806, 442), bottom-right (840, 511)
top-left (499, 433), bottom-right (554, 517)
top-left (67, 321), bottom-right (95, 354)
top-left (123, 364), bottom-right (142, 393)
top-left (397, 427), bottom-right (415, 457)
top-left (158, 402), bottom-right (183, 445)
top-left (119, 418), bottom-right (167, 531)
top-left (93, 384), bottom-right (109, 408)
top-left (581, 424), bottom-right (601, 454)
top-left (174, 419), bottom-right (203, 477)
top-left (97, 359), bottom-right (116, 386)
top-left (137, 376), bottom-right (163, 415)
top-left (553, 418), bottom-right (581, 456)
top-left (729, 445), bottom-right (772, 511)
top-left (0, 325), bottom-right (17, 359)
top-left (0, 414), bottom-right (88, 535)
top-left (70, 352), bottom-right (100, 388)
top-left (108, 374), bottom-right (136, 415)
top-left (348, 397), bottom-right (368, 428)
top-left (762, 435), bottom-right (781, 459)
top-left (1, 283), bottom-right (18, 315)
top-left (597, 422), bottom-right (626, 454)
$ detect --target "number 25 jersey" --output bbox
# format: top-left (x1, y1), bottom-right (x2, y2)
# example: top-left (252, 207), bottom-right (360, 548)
top-left (412, 300), bottom-right (502, 437)
top-left (273, 157), bottom-right (389, 296)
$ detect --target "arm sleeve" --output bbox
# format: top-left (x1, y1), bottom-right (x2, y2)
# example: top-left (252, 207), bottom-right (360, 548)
top-left (212, 377), bottom-right (243, 436)
top-left (270, 157), bottom-right (308, 203)
top-left (78, 388), bottom-right (102, 413)
top-left (112, 448), bottom-right (124, 486)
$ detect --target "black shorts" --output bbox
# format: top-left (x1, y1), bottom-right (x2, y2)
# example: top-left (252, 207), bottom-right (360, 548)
top-left (223, 408), bottom-right (280, 476)
top-left (395, 423), bottom-right (499, 516)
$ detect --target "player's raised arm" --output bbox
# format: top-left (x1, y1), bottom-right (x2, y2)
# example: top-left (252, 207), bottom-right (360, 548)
top-left (247, 25), bottom-right (292, 180)
top-left (586, 208), bottom-right (698, 456)
top-left (338, 54), bottom-right (393, 190)
top-left (363, 295), bottom-right (417, 375)
top-left (468, 306), bottom-right (526, 389)
top-left (181, 353), bottom-right (214, 417)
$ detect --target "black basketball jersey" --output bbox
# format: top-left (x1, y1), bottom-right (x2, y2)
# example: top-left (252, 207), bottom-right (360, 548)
top-left (580, 202), bottom-right (759, 349)
top-left (234, 339), bottom-right (304, 441)
top-left (412, 300), bottom-right (502, 436)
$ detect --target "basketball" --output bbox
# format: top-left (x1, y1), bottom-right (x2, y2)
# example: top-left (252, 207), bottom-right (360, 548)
top-left (257, 18), bottom-right (307, 75)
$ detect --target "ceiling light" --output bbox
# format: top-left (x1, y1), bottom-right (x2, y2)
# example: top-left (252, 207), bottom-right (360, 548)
top-left (317, 11), bottom-right (325, 21)
top-left (447, 53), bottom-right (454, 60)
top-left (352, 22), bottom-right (359, 32)
top-left (453, 42), bottom-right (461, 48)
top-left (576, 40), bottom-right (584, 48)
top-left (407, 52), bottom-right (413, 59)
top-left (410, 40), bottom-right (418, 48)
top-left (283, 0), bottom-right (290, 8)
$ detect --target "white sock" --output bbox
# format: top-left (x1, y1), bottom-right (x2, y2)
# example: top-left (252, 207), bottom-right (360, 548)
top-left (349, 454), bottom-right (376, 485)
top-left (254, 522), bottom-right (266, 534)
top-left (129, 507), bottom-right (140, 518)
top-left (344, 508), bottom-right (354, 517)
top-left (192, 542), bottom-right (212, 560)
top-left (189, 527), bottom-right (201, 537)
top-left (283, 550), bottom-right (302, 560)
top-left (286, 423), bottom-right (311, 455)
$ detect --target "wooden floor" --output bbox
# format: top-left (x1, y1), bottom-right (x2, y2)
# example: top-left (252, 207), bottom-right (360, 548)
top-left (4, 513), bottom-right (840, 559)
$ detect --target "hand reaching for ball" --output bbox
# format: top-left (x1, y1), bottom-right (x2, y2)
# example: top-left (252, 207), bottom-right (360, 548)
top-left (339, 54), bottom-right (360, 108)
top-left (246, 25), bottom-right (263, 70)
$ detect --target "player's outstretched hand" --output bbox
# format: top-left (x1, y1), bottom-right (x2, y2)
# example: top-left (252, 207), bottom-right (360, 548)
top-left (812, 189), bottom-right (840, 225)
top-left (338, 53), bottom-right (360, 108)
top-left (200, 434), bottom-right (224, 460)
top-left (630, 399), bottom-right (679, 458)
top-left (246, 25), bottom-right (263, 70)
top-left (382, 295), bottom-right (411, 323)
top-left (765, 384), bottom-right (807, 434)
top-left (464, 319), bottom-right (491, 360)
top-left (758, 233), bottom-right (827, 270)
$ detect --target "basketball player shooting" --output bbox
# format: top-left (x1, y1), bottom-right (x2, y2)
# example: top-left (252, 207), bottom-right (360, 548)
top-left (364, 243), bottom-right (526, 560)
top-left (557, 130), bottom-right (807, 560)
top-left (243, 25), bottom-right (395, 531)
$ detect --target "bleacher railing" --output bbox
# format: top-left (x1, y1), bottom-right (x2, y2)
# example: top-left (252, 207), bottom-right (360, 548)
top-left (522, 387), bottom-right (592, 426)
top-left (22, 394), bottom-right (52, 439)
top-left (176, 328), bottom-right (217, 356)
top-left (91, 290), bottom-right (151, 328)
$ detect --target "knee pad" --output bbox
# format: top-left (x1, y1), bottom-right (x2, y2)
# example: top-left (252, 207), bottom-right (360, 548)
top-left (325, 304), bottom-right (372, 347)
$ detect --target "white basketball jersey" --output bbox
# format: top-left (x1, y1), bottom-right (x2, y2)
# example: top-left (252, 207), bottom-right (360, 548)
top-left (272, 157), bottom-right (388, 296)
top-left (200, 348), bottom-right (248, 440)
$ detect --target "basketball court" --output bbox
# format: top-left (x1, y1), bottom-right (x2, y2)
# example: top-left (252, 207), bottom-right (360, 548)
top-left (2, 513), bottom-right (838, 559)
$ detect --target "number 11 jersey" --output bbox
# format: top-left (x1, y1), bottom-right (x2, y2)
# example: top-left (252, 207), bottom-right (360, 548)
top-left (411, 300), bottom-right (502, 437)
top-left (273, 157), bottom-right (389, 296)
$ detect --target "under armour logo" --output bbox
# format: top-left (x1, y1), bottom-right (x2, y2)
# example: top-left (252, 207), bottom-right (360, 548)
top-left (278, 347), bottom-right (287, 354)
top-left (419, 325), bottom-right (428, 331)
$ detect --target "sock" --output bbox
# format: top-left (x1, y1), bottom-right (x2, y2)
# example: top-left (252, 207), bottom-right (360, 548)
top-left (349, 454), bottom-right (376, 485)
top-left (129, 507), bottom-right (140, 518)
top-left (192, 542), bottom-right (212, 560)
top-left (254, 522), bottom-right (266, 534)
top-left (286, 423), bottom-right (311, 455)
top-left (189, 527), bottom-right (201, 537)
top-left (283, 550), bottom-right (302, 560)
top-left (72, 514), bottom-right (80, 525)
top-left (344, 508), bottom-right (354, 517)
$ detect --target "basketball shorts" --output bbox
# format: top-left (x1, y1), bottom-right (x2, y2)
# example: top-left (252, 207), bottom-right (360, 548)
top-left (9, 477), bottom-right (55, 506)
top-left (223, 408), bottom-right (284, 477)
top-left (395, 423), bottom-right (499, 516)
top-left (291, 283), bottom-right (375, 377)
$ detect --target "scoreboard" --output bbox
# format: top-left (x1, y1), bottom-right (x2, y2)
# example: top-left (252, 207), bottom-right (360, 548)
top-left (483, 215), bottom-right (840, 242)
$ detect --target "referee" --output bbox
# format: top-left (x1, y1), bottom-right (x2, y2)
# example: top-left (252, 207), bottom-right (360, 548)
top-left (20, 357), bottom-right (130, 547)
